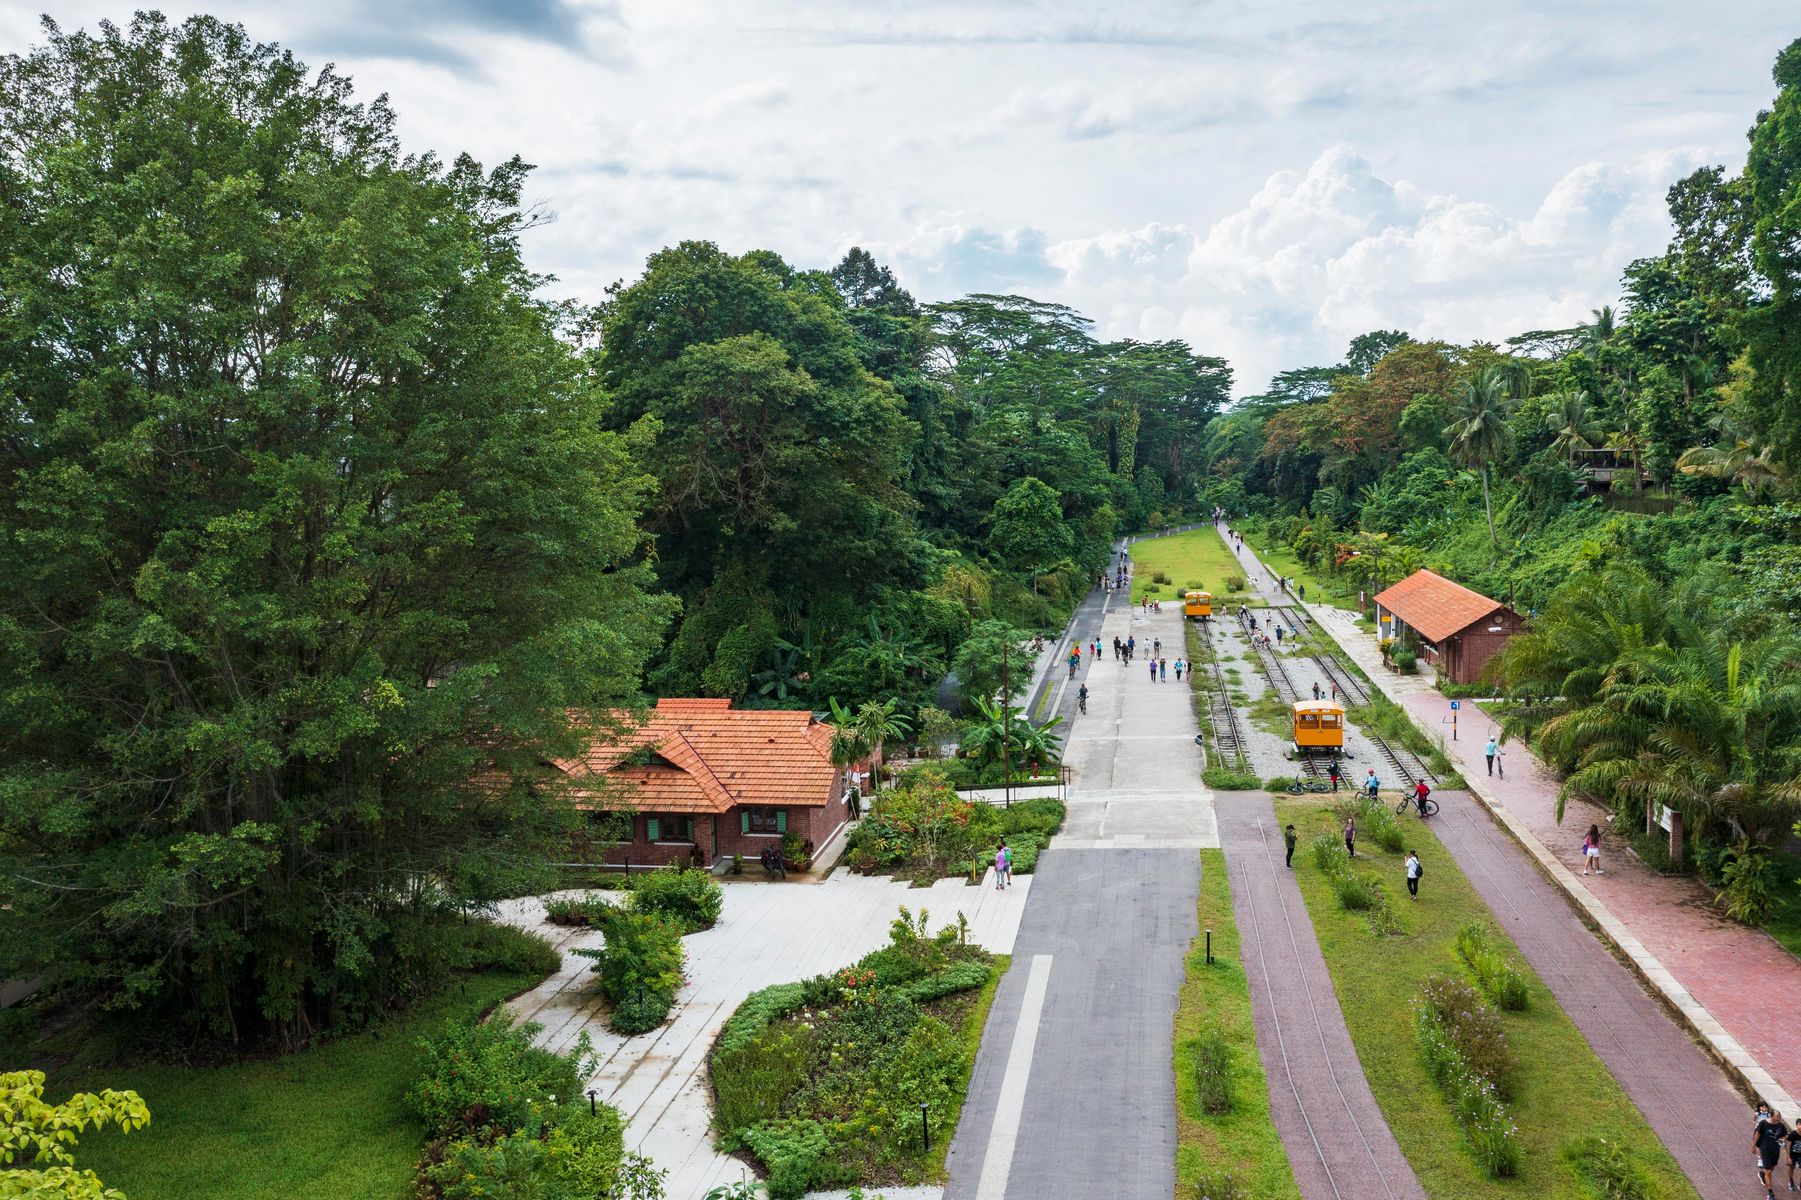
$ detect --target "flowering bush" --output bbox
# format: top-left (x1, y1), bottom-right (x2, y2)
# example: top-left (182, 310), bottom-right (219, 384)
top-left (407, 1010), bottom-right (591, 1137)
top-left (1414, 984), bottom-right (1521, 1178)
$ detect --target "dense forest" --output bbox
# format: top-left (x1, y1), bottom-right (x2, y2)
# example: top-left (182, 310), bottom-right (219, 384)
top-left (4, 11), bottom-right (1800, 1047)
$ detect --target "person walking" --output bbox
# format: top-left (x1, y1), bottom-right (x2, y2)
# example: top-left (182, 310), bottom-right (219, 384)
top-left (1174, 658), bottom-right (1184, 682)
top-left (1159, 657), bottom-right (1168, 681)
top-left (1756, 1105), bottom-right (1788, 1200)
top-left (1148, 657), bottom-right (1158, 683)
top-left (1405, 849), bottom-right (1422, 900)
top-left (1153, 637), bottom-right (1161, 657)
top-left (1127, 635), bottom-right (1136, 660)
top-left (1343, 814), bottom-right (1356, 858)
top-left (1275, 626), bottom-right (1284, 645)
top-left (1485, 735), bottom-right (1499, 776)
top-left (1582, 824), bottom-right (1605, 875)
top-left (995, 841), bottom-right (1012, 890)
top-left (1785, 1120), bottom-right (1801, 1194)
top-left (1284, 824), bottom-right (1298, 869)
top-left (1328, 759), bottom-right (1342, 793)
top-left (1312, 682), bottom-right (1322, 700)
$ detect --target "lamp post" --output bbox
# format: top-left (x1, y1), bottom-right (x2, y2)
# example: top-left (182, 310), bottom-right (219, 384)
top-left (1001, 635), bottom-right (1012, 810)
top-left (920, 1102), bottom-right (931, 1151)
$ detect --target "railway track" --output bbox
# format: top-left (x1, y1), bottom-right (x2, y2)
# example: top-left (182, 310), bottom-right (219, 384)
top-left (1236, 611), bottom-right (1328, 779)
top-left (1195, 620), bottom-right (1248, 770)
top-left (1266, 605), bottom-right (1437, 790)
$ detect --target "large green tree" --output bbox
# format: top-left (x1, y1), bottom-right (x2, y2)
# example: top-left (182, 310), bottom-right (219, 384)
top-left (0, 15), bottom-right (672, 1044)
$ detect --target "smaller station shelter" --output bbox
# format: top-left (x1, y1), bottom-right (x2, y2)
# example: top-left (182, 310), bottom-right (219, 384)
top-left (1373, 569), bottom-right (1524, 686)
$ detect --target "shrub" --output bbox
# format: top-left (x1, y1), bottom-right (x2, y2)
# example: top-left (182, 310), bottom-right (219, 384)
top-left (1335, 797), bottom-right (1403, 853)
top-left (1003, 797), bottom-right (1066, 838)
top-left (1005, 833), bottom-right (1044, 875)
top-left (715, 982), bottom-right (807, 1057)
top-left (904, 961), bottom-right (993, 1003)
top-left (1415, 996), bottom-right (1520, 1178)
top-left (1192, 1171), bottom-right (1248, 1200)
top-left (712, 1023), bottom-right (813, 1149)
top-left (630, 867), bottom-right (723, 933)
top-left (1193, 1024), bottom-right (1234, 1115)
top-left (1152, 569), bottom-right (1172, 584)
top-left (1311, 832), bottom-right (1346, 872)
top-left (408, 1011), bottom-right (589, 1137)
top-left (543, 893), bottom-right (614, 926)
top-left (574, 908), bottom-right (684, 1034)
top-left (1329, 868), bottom-right (1377, 911)
top-left (1391, 648), bottom-right (1418, 673)
top-left (1455, 923), bottom-right (1530, 1011)
top-left (423, 1104), bottom-right (629, 1200)
top-left (1224, 573), bottom-right (1247, 592)
top-left (1559, 1134), bottom-right (1654, 1200)
top-left (1418, 976), bottom-right (1516, 1099)
top-left (458, 920), bottom-right (564, 977)
top-left (743, 1117), bottom-right (832, 1199)
top-left (1717, 848), bottom-right (1777, 924)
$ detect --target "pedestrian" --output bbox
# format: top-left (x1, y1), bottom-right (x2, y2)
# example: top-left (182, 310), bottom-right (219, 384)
top-left (1153, 637), bottom-right (1161, 657)
top-left (1786, 1120), bottom-right (1801, 1194)
top-left (1276, 626), bottom-right (1284, 644)
top-left (1365, 768), bottom-right (1380, 800)
top-left (1343, 814), bottom-right (1356, 858)
top-left (1485, 735), bottom-right (1499, 776)
top-left (1328, 759), bottom-right (1342, 792)
top-left (1414, 778), bottom-right (1432, 816)
top-left (1330, 681), bottom-right (1338, 701)
top-left (1127, 635), bottom-right (1135, 659)
top-left (995, 841), bottom-right (1011, 890)
top-left (1284, 823), bottom-right (1298, 869)
top-left (1174, 658), bottom-right (1185, 682)
top-left (1582, 823), bottom-right (1604, 875)
top-left (1312, 682), bottom-right (1322, 700)
top-left (1757, 1105), bottom-right (1788, 1200)
top-left (1299, 583), bottom-right (1306, 601)
top-left (1405, 849), bottom-right (1422, 900)
top-left (1149, 658), bottom-right (1157, 683)
top-left (1160, 657), bottom-right (1167, 681)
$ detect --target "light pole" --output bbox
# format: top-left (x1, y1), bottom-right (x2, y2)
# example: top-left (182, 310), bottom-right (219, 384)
top-left (1001, 635), bottom-right (1012, 809)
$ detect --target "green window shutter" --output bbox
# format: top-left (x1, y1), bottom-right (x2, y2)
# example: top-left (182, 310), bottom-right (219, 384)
top-left (740, 810), bottom-right (750, 835)
top-left (647, 817), bottom-right (660, 842)
top-left (776, 810), bottom-right (787, 834)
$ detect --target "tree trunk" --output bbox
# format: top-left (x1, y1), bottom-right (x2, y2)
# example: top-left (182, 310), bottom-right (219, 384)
top-left (1480, 466), bottom-right (1497, 556)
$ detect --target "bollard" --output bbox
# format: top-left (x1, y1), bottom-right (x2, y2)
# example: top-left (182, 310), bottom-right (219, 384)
top-left (588, 1089), bottom-right (597, 1116)
top-left (1205, 927), bottom-right (1212, 964)
top-left (920, 1102), bottom-right (930, 1150)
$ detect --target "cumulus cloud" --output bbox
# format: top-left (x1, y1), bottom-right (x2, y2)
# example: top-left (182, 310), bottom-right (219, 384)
top-left (1039, 145), bottom-right (1708, 394)
top-left (880, 224), bottom-right (1063, 296)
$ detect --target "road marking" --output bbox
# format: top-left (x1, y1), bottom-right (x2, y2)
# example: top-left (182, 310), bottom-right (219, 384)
top-left (975, 953), bottom-right (1054, 1200)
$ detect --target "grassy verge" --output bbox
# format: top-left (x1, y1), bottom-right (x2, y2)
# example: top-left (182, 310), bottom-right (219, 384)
top-left (1233, 526), bottom-right (1353, 609)
top-left (1129, 528), bottom-right (1256, 607)
top-left (74, 963), bottom-right (551, 1200)
top-left (1275, 797), bottom-right (1700, 1200)
top-left (936, 952), bottom-right (1008, 1175)
top-left (1175, 849), bottom-right (1300, 1200)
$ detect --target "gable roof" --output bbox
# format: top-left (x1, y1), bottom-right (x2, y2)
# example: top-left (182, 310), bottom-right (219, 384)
top-left (556, 698), bottom-right (840, 814)
top-left (1373, 569), bottom-right (1508, 643)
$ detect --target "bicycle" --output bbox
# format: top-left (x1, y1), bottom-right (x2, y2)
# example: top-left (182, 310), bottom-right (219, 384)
top-left (1395, 793), bottom-right (1440, 818)
top-left (1286, 779), bottom-right (1331, 794)
top-left (1077, 689), bottom-right (1089, 715)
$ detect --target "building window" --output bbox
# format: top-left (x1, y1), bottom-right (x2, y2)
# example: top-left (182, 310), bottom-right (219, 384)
top-left (646, 815), bottom-right (694, 843)
top-left (743, 807), bottom-right (786, 835)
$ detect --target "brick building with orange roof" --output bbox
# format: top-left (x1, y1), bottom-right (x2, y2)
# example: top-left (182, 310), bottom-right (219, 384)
top-left (555, 698), bottom-right (856, 870)
top-left (1372, 569), bottom-right (1523, 685)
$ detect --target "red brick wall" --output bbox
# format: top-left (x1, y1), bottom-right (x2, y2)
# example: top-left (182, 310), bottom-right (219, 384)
top-left (575, 779), bottom-right (852, 869)
top-left (1444, 610), bottom-right (1525, 684)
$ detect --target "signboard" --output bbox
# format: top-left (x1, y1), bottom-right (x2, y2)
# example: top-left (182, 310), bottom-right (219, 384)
top-left (1657, 804), bottom-right (1673, 833)
top-left (1449, 700), bottom-right (1461, 711)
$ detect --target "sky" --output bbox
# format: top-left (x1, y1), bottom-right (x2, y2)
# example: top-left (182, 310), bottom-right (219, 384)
top-left (3, 1), bottom-right (1796, 394)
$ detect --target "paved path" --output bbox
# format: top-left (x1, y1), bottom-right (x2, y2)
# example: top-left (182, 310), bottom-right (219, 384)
top-left (1216, 795), bottom-right (1426, 1200)
top-left (946, 559), bottom-right (1214, 1200)
top-left (1227, 526), bottom-right (1770, 1190)
top-left (498, 871), bottom-right (1031, 1200)
top-left (1428, 790), bottom-right (1745, 1200)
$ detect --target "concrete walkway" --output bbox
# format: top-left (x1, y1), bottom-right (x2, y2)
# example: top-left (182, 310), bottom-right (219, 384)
top-left (1216, 796), bottom-right (1426, 1200)
top-left (946, 566), bottom-right (1215, 1200)
top-left (497, 870), bottom-right (1031, 1200)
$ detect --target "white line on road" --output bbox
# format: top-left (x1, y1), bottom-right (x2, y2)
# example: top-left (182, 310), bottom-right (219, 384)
top-left (975, 953), bottom-right (1054, 1200)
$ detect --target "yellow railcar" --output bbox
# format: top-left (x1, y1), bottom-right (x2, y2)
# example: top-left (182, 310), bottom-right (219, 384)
top-left (1292, 698), bottom-right (1345, 754)
top-left (1183, 590), bottom-right (1212, 620)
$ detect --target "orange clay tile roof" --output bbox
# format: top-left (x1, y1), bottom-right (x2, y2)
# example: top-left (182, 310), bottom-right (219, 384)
top-left (554, 698), bottom-right (840, 814)
top-left (1373, 569), bottom-right (1507, 644)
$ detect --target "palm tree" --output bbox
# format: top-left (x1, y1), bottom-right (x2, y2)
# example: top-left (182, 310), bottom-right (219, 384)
top-left (826, 697), bottom-right (872, 790)
top-left (1443, 367), bottom-right (1514, 557)
top-left (1545, 390), bottom-right (1601, 459)
top-left (1676, 422), bottom-right (1789, 498)
top-left (962, 698), bottom-right (1063, 774)
top-left (854, 698), bottom-right (912, 789)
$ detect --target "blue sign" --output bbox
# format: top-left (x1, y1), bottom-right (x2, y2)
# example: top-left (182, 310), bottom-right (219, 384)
top-left (1449, 700), bottom-right (1461, 710)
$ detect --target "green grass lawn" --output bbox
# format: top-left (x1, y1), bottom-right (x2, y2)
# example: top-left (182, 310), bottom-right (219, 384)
top-left (73, 968), bottom-right (546, 1200)
top-left (1275, 798), bottom-right (1700, 1200)
top-left (1128, 527), bottom-right (1256, 607)
top-left (1234, 526), bottom-right (1357, 610)
top-left (1174, 849), bottom-right (1300, 1199)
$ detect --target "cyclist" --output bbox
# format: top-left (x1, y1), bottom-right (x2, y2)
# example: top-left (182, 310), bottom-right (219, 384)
top-left (1364, 769), bottom-right (1381, 801)
top-left (1077, 684), bottom-right (1089, 714)
top-left (1413, 778), bottom-right (1432, 817)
